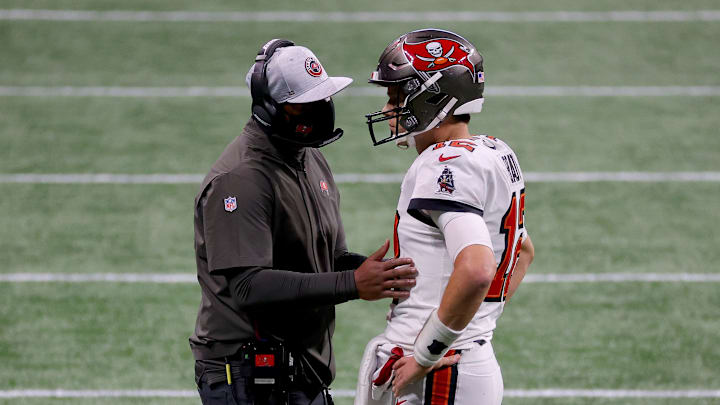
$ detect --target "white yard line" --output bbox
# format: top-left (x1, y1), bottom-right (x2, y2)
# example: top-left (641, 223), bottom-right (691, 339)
top-left (525, 172), bottom-right (720, 182)
top-left (0, 273), bottom-right (197, 283)
top-left (0, 173), bottom-right (207, 184)
top-left (1, 388), bottom-right (719, 398)
top-left (1, 10), bottom-right (720, 22)
top-left (2, 273), bottom-right (719, 284)
top-left (2, 86), bottom-right (720, 98)
top-left (503, 389), bottom-right (720, 398)
top-left (0, 390), bottom-right (199, 398)
top-left (524, 273), bottom-right (720, 283)
top-left (0, 86), bottom-right (250, 97)
top-left (1, 172), bottom-right (720, 184)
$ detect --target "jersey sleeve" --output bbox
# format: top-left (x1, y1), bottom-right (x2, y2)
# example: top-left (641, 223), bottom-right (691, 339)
top-left (430, 210), bottom-right (493, 262)
top-left (407, 150), bottom-right (488, 227)
top-left (200, 171), bottom-right (273, 272)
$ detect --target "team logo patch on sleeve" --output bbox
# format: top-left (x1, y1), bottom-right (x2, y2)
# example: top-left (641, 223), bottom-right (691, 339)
top-left (319, 180), bottom-right (330, 195)
top-left (436, 166), bottom-right (455, 194)
top-left (223, 196), bottom-right (237, 212)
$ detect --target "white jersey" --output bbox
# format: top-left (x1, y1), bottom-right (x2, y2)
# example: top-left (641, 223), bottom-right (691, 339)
top-left (385, 135), bottom-right (527, 349)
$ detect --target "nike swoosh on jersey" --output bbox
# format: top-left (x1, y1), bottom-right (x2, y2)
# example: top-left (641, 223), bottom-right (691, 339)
top-left (438, 154), bottom-right (461, 162)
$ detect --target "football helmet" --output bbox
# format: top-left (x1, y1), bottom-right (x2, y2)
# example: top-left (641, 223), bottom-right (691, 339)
top-left (365, 29), bottom-right (485, 147)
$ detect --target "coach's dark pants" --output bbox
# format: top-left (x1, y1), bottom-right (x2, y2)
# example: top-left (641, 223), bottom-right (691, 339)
top-left (196, 360), bottom-right (331, 405)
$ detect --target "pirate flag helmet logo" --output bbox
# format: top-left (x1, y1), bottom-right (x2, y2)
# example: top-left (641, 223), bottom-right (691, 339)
top-left (402, 38), bottom-right (476, 76)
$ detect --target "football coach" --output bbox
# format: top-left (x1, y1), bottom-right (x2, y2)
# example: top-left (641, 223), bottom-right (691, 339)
top-left (189, 39), bottom-right (418, 405)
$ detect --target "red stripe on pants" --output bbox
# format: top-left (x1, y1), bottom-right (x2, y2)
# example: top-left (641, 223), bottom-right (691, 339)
top-left (428, 349), bottom-right (456, 405)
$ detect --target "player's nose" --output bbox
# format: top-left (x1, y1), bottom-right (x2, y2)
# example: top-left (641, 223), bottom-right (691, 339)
top-left (382, 102), bottom-right (396, 117)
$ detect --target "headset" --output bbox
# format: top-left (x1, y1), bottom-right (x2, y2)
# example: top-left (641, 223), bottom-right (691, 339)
top-left (249, 39), bottom-right (343, 148)
top-left (250, 39), bottom-right (296, 131)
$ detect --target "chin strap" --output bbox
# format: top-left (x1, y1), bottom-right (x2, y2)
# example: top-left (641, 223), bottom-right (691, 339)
top-left (426, 97), bottom-right (458, 130)
top-left (405, 72), bottom-right (443, 105)
top-left (395, 134), bottom-right (415, 149)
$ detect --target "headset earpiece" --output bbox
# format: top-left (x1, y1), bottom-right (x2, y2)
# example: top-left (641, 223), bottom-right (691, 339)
top-left (250, 39), bottom-right (295, 131)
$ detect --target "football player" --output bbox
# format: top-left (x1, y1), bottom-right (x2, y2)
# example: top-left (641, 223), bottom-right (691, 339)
top-left (356, 29), bottom-right (535, 405)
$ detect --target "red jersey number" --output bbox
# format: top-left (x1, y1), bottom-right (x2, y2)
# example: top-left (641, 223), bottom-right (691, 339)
top-left (485, 189), bottom-right (525, 302)
top-left (393, 211), bottom-right (400, 258)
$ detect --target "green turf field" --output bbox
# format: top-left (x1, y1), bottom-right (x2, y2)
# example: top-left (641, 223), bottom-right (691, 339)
top-left (1, 283), bottom-right (718, 389)
top-left (3, 0), bottom-right (720, 12)
top-left (1, 0), bottom-right (719, 403)
top-left (1, 97), bottom-right (720, 174)
top-left (1, 182), bottom-right (718, 275)
top-left (3, 21), bottom-right (720, 86)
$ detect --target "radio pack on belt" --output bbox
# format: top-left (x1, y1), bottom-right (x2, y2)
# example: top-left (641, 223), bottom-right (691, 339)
top-left (240, 340), bottom-right (295, 388)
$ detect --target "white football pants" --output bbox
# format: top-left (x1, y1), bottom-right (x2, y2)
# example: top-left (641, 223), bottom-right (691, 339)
top-left (377, 341), bottom-right (503, 405)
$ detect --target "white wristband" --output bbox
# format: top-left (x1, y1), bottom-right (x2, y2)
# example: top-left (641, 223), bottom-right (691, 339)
top-left (413, 310), bottom-right (464, 367)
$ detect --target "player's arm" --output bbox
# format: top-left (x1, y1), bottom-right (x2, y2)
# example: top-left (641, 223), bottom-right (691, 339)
top-left (392, 211), bottom-right (495, 395)
top-left (506, 234), bottom-right (534, 300)
top-left (423, 210), bottom-right (496, 338)
top-left (437, 243), bottom-right (495, 329)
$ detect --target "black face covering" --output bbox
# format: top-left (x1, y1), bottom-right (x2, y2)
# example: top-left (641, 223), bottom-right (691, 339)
top-left (270, 99), bottom-right (344, 148)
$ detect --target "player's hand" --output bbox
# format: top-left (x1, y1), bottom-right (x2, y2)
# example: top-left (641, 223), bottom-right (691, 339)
top-left (391, 354), bottom-right (461, 397)
top-left (354, 240), bottom-right (417, 301)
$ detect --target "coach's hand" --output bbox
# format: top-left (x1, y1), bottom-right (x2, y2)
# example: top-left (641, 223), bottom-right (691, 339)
top-left (354, 240), bottom-right (417, 301)
top-left (391, 354), bottom-right (461, 397)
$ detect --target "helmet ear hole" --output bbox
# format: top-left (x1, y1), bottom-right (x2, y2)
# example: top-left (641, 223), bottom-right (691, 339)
top-left (402, 115), bottom-right (419, 131)
top-left (403, 79), bottom-right (421, 94)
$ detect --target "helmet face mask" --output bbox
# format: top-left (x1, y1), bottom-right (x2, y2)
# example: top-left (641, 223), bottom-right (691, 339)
top-left (366, 29), bottom-right (485, 147)
top-left (365, 82), bottom-right (420, 146)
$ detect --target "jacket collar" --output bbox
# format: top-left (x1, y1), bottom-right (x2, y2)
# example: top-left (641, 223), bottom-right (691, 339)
top-left (244, 119), bottom-right (307, 169)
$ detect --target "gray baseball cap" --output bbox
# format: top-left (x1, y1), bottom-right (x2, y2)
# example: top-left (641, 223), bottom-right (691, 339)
top-left (246, 46), bottom-right (353, 104)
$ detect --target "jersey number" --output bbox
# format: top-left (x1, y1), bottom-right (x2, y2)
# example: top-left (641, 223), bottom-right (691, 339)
top-left (432, 140), bottom-right (476, 152)
top-left (485, 189), bottom-right (525, 302)
top-left (393, 211), bottom-right (400, 258)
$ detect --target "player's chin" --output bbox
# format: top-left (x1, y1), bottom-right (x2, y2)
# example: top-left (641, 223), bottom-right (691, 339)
top-left (388, 121), bottom-right (408, 136)
top-left (388, 122), bottom-right (398, 135)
